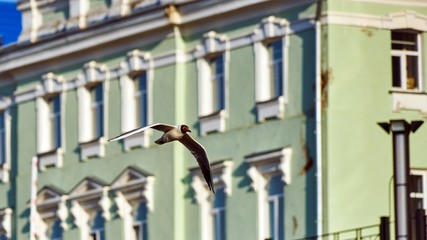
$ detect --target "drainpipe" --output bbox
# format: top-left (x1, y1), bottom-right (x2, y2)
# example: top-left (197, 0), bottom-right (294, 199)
top-left (315, 0), bottom-right (323, 238)
top-left (378, 119), bottom-right (424, 240)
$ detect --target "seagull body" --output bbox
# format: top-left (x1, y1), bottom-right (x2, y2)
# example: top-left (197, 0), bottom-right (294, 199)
top-left (109, 123), bottom-right (215, 193)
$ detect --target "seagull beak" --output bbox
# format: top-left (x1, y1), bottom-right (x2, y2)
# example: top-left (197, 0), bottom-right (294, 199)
top-left (188, 130), bottom-right (192, 133)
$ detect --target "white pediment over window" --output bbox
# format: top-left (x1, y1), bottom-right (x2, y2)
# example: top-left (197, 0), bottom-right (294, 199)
top-left (111, 166), bottom-right (155, 212)
top-left (81, 61), bottom-right (109, 84)
top-left (40, 72), bottom-right (64, 95)
top-left (253, 16), bottom-right (289, 41)
top-left (384, 11), bottom-right (427, 31)
top-left (194, 31), bottom-right (228, 58)
top-left (125, 50), bottom-right (152, 74)
top-left (190, 160), bottom-right (233, 204)
top-left (69, 177), bottom-right (106, 198)
top-left (36, 186), bottom-right (63, 206)
top-left (246, 148), bottom-right (292, 191)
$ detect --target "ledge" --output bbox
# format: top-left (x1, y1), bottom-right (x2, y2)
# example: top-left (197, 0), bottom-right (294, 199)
top-left (389, 90), bottom-right (427, 114)
top-left (79, 137), bottom-right (106, 160)
top-left (37, 148), bottom-right (64, 171)
top-left (199, 109), bottom-right (226, 136)
top-left (256, 96), bottom-right (285, 122)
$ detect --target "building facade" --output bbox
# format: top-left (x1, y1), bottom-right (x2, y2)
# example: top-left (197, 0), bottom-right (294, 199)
top-left (0, 0), bottom-right (426, 240)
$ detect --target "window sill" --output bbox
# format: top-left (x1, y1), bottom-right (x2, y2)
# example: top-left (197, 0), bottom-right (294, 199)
top-left (38, 148), bottom-right (63, 171)
top-left (199, 109), bottom-right (226, 136)
top-left (256, 96), bottom-right (285, 122)
top-left (123, 131), bottom-right (151, 151)
top-left (79, 137), bottom-right (106, 160)
top-left (389, 90), bottom-right (427, 114)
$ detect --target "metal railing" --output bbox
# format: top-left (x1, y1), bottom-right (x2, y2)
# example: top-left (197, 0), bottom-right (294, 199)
top-left (296, 223), bottom-right (381, 240)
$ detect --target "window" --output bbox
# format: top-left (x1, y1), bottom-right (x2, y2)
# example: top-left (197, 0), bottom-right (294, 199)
top-left (78, 61), bottom-right (108, 160)
top-left (69, 178), bottom-right (110, 240)
top-left (0, 109), bottom-right (10, 183)
top-left (267, 40), bottom-right (284, 98)
top-left (191, 160), bottom-right (233, 240)
top-left (409, 170), bottom-right (427, 213)
top-left (37, 94), bottom-right (64, 170)
top-left (35, 187), bottom-right (66, 239)
top-left (208, 54), bottom-right (226, 113)
top-left (196, 31), bottom-right (229, 135)
top-left (253, 16), bottom-right (289, 122)
top-left (212, 187), bottom-right (226, 240)
top-left (119, 50), bottom-right (153, 150)
top-left (0, 112), bottom-right (6, 166)
top-left (134, 73), bottom-right (148, 128)
top-left (391, 31), bottom-right (421, 91)
top-left (134, 202), bottom-right (148, 240)
top-left (246, 148), bottom-right (292, 240)
top-left (89, 84), bottom-right (104, 139)
top-left (111, 167), bottom-right (154, 240)
top-left (267, 175), bottom-right (284, 240)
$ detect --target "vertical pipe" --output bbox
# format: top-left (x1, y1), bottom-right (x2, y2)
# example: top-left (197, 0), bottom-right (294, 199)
top-left (315, 14), bottom-right (323, 240)
top-left (378, 120), bottom-right (424, 240)
top-left (30, 157), bottom-right (38, 240)
top-left (391, 122), bottom-right (411, 240)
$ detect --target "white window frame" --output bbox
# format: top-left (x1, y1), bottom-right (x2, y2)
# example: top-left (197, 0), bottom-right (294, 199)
top-left (410, 169), bottom-right (427, 210)
top-left (211, 186), bottom-right (226, 240)
top-left (191, 160), bottom-right (233, 240)
top-left (0, 208), bottom-right (12, 239)
top-left (0, 107), bottom-right (11, 183)
top-left (195, 31), bottom-right (230, 135)
top-left (69, 178), bottom-right (111, 240)
top-left (119, 50), bottom-right (153, 151)
top-left (111, 166), bottom-right (154, 240)
top-left (245, 148), bottom-right (292, 240)
top-left (253, 16), bottom-right (289, 122)
top-left (35, 186), bottom-right (67, 239)
top-left (391, 31), bottom-right (422, 91)
top-left (77, 61), bottom-right (109, 160)
top-left (37, 72), bottom-right (66, 170)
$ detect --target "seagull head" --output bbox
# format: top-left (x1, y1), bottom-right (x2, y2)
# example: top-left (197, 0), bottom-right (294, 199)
top-left (180, 124), bottom-right (191, 134)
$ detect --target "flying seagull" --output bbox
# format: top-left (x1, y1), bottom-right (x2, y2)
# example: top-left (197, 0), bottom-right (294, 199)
top-left (108, 123), bottom-right (215, 193)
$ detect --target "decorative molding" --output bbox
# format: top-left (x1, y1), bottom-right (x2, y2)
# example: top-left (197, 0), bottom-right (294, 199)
top-left (0, 208), bottom-right (12, 239)
top-left (110, 166), bottom-right (155, 212)
top-left (199, 110), bottom-right (227, 136)
top-left (246, 148), bottom-right (292, 190)
top-left (324, 10), bottom-right (427, 31)
top-left (252, 15), bottom-right (290, 42)
top-left (190, 160), bottom-right (233, 203)
top-left (79, 138), bottom-right (107, 160)
top-left (256, 96), bottom-right (285, 122)
top-left (35, 186), bottom-right (66, 239)
top-left (390, 91), bottom-right (427, 114)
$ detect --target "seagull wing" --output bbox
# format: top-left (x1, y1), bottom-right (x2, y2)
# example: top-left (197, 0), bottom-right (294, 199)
top-left (108, 123), bottom-right (176, 142)
top-left (179, 134), bottom-right (215, 193)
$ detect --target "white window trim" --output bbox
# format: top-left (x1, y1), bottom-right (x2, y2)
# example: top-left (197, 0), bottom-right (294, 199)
top-left (37, 72), bottom-right (66, 170)
top-left (119, 50), bottom-right (154, 151)
top-left (0, 108), bottom-right (11, 183)
top-left (77, 61), bottom-right (109, 160)
top-left (69, 178), bottom-right (111, 240)
top-left (195, 31), bottom-right (230, 135)
top-left (245, 148), bottom-right (292, 240)
top-left (34, 187), bottom-right (68, 239)
top-left (390, 32), bottom-right (422, 92)
top-left (191, 160), bottom-right (233, 240)
top-left (253, 16), bottom-right (290, 122)
top-left (111, 167), bottom-right (155, 240)
top-left (0, 208), bottom-right (12, 239)
top-left (410, 169), bottom-right (427, 209)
